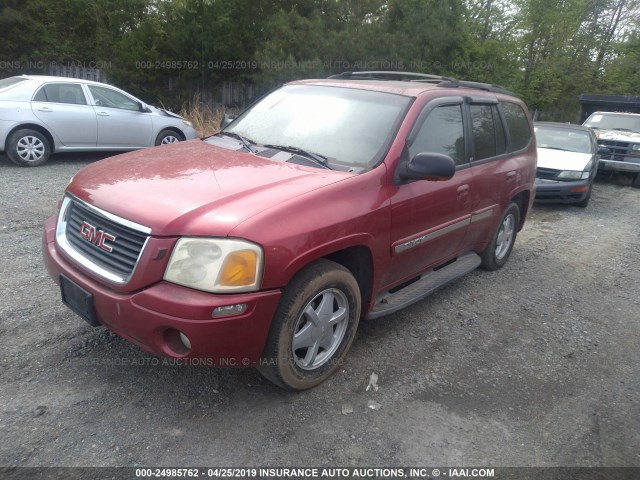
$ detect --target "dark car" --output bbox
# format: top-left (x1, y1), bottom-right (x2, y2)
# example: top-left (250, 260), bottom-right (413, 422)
top-left (534, 122), bottom-right (604, 207)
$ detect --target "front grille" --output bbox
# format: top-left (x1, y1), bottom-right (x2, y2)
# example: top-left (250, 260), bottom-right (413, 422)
top-left (599, 139), bottom-right (631, 161)
top-left (536, 167), bottom-right (560, 180)
top-left (61, 197), bottom-right (149, 281)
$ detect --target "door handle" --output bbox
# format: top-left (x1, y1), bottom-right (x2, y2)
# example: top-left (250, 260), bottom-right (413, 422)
top-left (457, 184), bottom-right (470, 195)
top-left (97, 111), bottom-right (110, 116)
top-left (37, 107), bottom-right (52, 112)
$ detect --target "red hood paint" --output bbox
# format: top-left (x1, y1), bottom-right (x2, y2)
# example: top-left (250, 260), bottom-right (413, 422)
top-left (67, 140), bottom-right (353, 236)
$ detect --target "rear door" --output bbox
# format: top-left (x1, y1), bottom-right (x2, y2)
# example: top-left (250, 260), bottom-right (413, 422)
top-left (31, 82), bottom-right (98, 146)
top-left (86, 85), bottom-right (153, 147)
top-left (465, 99), bottom-right (534, 248)
top-left (387, 97), bottom-right (473, 287)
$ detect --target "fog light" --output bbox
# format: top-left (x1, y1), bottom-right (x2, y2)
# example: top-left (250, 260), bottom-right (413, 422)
top-left (212, 304), bottom-right (248, 317)
top-left (179, 332), bottom-right (192, 350)
top-left (163, 328), bottom-right (191, 356)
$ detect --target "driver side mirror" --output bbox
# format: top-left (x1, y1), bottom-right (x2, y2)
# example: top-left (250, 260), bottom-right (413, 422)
top-left (397, 152), bottom-right (456, 182)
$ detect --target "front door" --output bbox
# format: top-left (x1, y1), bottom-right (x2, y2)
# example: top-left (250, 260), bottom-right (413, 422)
top-left (386, 102), bottom-right (472, 288)
top-left (87, 85), bottom-right (153, 147)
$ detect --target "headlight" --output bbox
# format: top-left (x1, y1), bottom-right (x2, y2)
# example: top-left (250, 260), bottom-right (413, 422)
top-left (164, 238), bottom-right (263, 293)
top-left (631, 144), bottom-right (640, 151)
top-left (557, 170), bottom-right (583, 179)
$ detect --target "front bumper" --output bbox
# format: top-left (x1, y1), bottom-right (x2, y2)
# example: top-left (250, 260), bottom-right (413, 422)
top-left (534, 177), bottom-right (591, 204)
top-left (598, 158), bottom-right (640, 173)
top-left (43, 215), bottom-right (281, 365)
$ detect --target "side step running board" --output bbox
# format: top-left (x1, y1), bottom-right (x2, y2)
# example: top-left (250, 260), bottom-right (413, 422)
top-left (367, 252), bottom-right (481, 320)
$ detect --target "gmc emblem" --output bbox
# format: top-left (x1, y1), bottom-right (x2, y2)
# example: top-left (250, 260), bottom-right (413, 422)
top-left (79, 221), bottom-right (116, 252)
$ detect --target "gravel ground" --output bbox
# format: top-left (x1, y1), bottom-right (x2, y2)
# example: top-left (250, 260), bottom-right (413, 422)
top-left (0, 152), bottom-right (639, 475)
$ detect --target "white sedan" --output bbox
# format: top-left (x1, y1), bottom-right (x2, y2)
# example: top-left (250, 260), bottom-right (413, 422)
top-left (534, 122), bottom-right (606, 208)
top-left (0, 75), bottom-right (198, 166)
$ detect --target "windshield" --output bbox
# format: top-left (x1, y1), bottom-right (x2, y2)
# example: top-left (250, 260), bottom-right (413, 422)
top-left (584, 113), bottom-right (640, 133)
top-left (535, 126), bottom-right (592, 154)
top-left (224, 85), bottom-right (411, 169)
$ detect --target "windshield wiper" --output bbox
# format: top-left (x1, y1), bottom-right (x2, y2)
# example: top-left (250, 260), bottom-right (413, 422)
top-left (541, 146), bottom-right (569, 151)
top-left (264, 144), bottom-right (332, 170)
top-left (220, 132), bottom-right (258, 153)
top-left (612, 128), bottom-right (639, 133)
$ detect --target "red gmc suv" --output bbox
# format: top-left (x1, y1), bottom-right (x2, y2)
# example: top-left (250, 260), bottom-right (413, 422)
top-left (43, 72), bottom-right (536, 390)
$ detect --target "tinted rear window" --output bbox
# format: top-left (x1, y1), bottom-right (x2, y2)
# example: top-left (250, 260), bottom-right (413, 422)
top-left (501, 102), bottom-right (532, 151)
top-left (470, 104), bottom-right (507, 161)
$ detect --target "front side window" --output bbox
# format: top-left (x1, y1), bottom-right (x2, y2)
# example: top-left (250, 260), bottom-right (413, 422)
top-left (501, 101), bottom-right (532, 151)
top-left (88, 85), bottom-right (140, 111)
top-left (409, 104), bottom-right (466, 165)
top-left (33, 83), bottom-right (86, 105)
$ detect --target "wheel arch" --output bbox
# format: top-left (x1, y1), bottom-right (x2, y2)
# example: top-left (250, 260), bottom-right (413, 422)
top-left (278, 242), bottom-right (375, 318)
top-left (324, 245), bottom-right (374, 314)
top-left (509, 189), bottom-right (531, 231)
top-left (6, 124), bottom-right (56, 153)
top-left (157, 127), bottom-right (186, 141)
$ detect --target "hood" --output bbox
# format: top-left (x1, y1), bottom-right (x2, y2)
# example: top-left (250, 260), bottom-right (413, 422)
top-left (536, 148), bottom-right (593, 171)
top-left (594, 129), bottom-right (640, 142)
top-left (67, 140), bottom-right (353, 236)
top-left (153, 106), bottom-right (182, 119)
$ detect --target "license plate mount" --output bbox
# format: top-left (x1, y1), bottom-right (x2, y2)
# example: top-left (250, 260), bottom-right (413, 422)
top-left (59, 274), bottom-right (100, 327)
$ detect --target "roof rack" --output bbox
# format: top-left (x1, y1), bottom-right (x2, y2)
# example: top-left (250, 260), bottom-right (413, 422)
top-left (328, 71), bottom-right (515, 96)
top-left (438, 80), bottom-right (514, 96)
top-left (328, 71), bottom-right (455, 82)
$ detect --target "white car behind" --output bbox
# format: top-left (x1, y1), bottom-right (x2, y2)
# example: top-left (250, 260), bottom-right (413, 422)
top-left (534, 122), bottom-right (605, 208)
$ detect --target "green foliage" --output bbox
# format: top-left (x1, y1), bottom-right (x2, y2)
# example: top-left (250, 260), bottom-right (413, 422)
top-left (1, 0), bottom-right (639, 118)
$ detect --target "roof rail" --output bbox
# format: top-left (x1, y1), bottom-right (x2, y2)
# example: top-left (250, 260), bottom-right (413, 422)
top-left (437, 80), bottom-right (514, 96)
top-left (328, 71), bottom-right (456, 82)
top-left (328, 71), bottom-right (515, 96)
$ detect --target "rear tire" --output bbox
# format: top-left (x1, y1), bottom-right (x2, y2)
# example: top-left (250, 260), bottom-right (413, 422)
top-left (480, 202), bottom-right (520, 270)
top-left (258, 260), bottom-right (361, 390)
top-left (6, 129), bottom-right (51, 167)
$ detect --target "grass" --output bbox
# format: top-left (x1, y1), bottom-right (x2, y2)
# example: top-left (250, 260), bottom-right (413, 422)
top-left (179, 95), bottom-right (230, 138)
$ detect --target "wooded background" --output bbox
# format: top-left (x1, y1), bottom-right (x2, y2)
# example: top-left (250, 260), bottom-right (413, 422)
top-left (1, 0), bottom-right (639, 121)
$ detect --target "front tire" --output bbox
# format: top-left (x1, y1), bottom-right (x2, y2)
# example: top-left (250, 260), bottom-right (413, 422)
top-left (575, 184), bottom-right (592, 208)
top-left (155, 130), bottom-right (182, 146)
top-left (6, 129), bottom-right (51, 167)
top-left (480, 202), bottom-right (520, 270)
top-left (632, 173), bottom-right (640, 189)
top-left (258, 260), bottom-right (361, 390)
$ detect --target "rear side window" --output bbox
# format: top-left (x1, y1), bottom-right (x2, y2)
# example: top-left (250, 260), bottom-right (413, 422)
top-left (470, 104), bottom-right (507, 161)
top-left (410, 105), bottom-right (466, 165)
top-left (500, 102), bottom-right (532, 151)
top-left (33, 83), bottom-right (87, 105)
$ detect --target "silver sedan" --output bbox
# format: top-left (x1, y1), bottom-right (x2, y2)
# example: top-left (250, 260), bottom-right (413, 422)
top-left (0, 75), bottom-right (198, 166)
